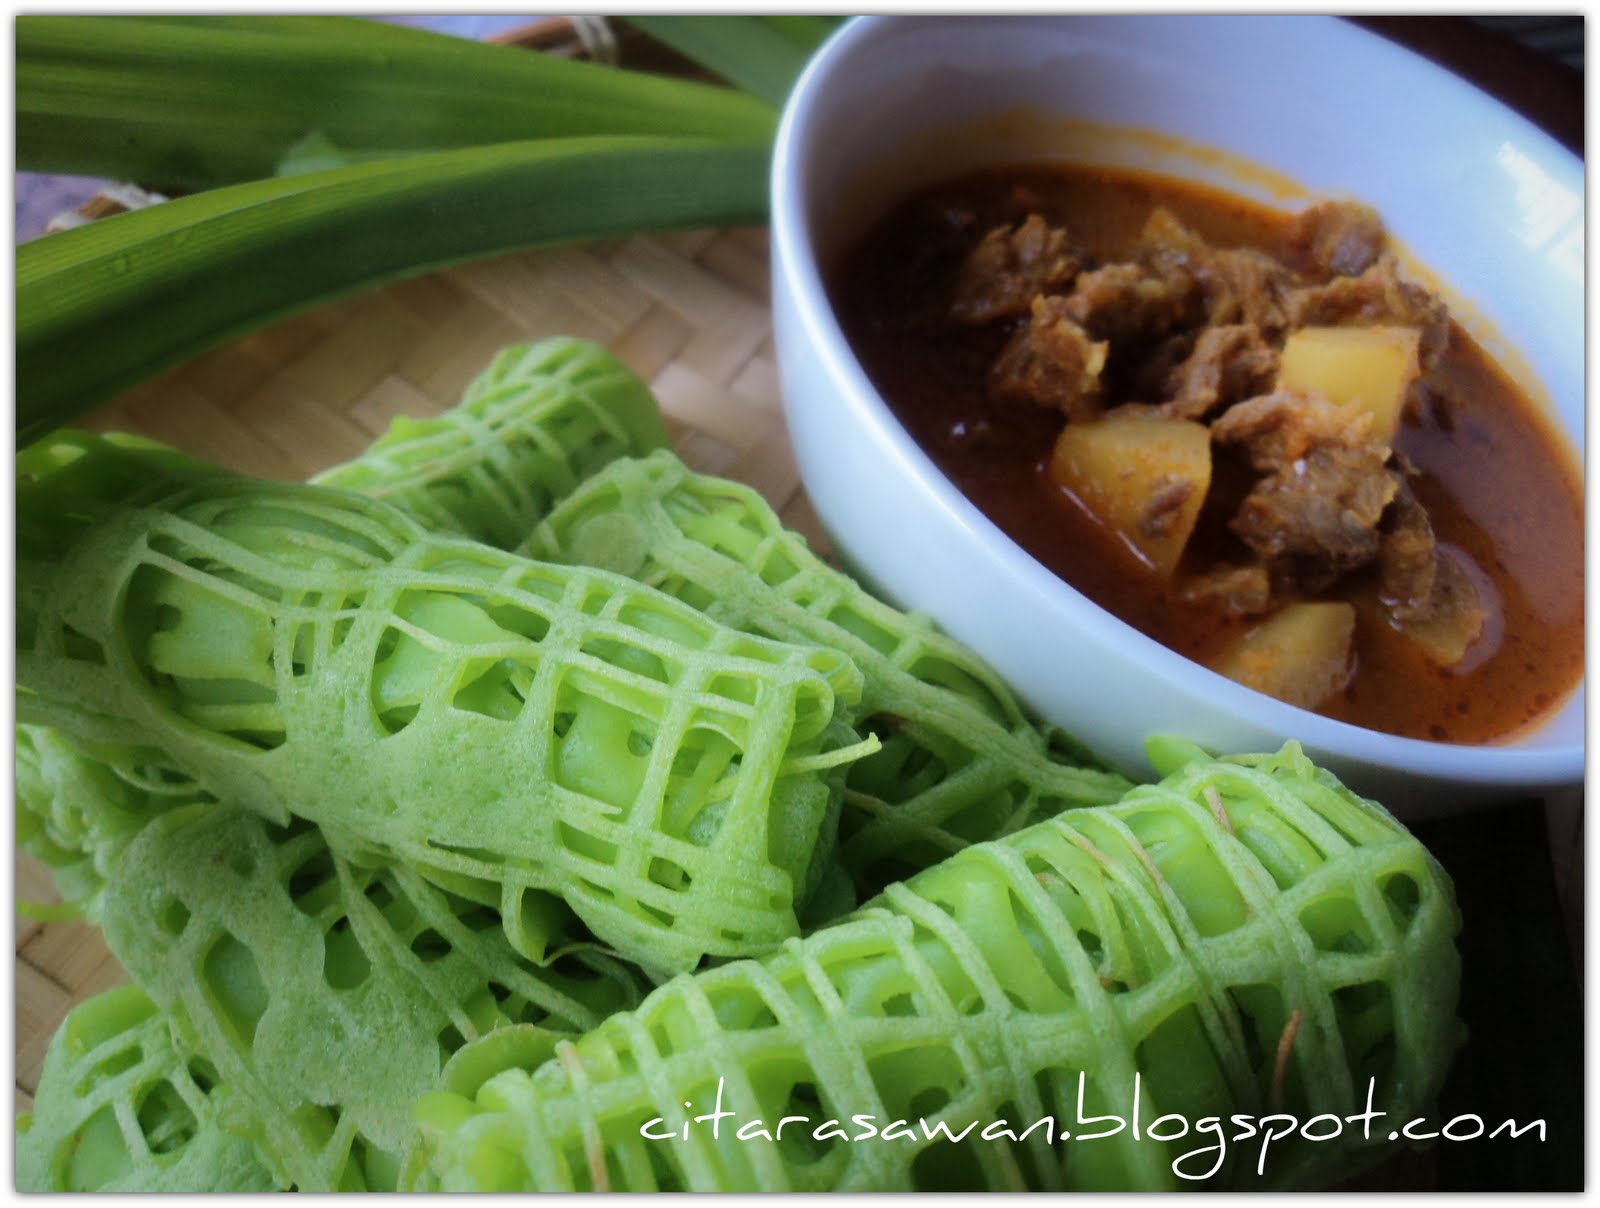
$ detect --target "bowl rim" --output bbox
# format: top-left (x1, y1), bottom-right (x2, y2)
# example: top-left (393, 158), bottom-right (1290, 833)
top-left (771, 14), bottom-right (1585, 788)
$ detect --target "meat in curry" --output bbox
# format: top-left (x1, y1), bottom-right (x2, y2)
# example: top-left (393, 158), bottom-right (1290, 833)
top-left (830, 164), bottom-right (1583, 743)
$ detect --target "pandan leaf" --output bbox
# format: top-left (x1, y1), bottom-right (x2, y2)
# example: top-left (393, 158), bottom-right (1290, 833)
top-left (624, 16), bottom-right (843, 108)
top-left (17, 15), bottom-right (776, 190)
top-left (17, 136), bottom-right (768, 446)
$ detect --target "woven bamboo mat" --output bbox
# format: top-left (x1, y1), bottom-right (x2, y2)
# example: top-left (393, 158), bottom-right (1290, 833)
top-left (14, 223), bottom-right (832, 1110)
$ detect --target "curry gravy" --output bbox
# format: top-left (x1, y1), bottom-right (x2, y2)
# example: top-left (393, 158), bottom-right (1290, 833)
top-left (831, 163), bottom-right (1583, 743)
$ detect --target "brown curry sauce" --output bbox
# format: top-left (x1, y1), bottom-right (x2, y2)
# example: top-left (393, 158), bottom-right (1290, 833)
top-left (830, 164), bottom-right (1583, 743)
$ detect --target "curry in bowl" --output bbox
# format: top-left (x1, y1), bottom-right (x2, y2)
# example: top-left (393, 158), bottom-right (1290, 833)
top-left (831, 164), bottom-right (1583, 743)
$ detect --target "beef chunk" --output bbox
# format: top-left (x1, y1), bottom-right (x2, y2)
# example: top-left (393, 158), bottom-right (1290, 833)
top-left (1180, 563), bottom-right (1273, 615)
top-left (1126, 331), bottom-right (1197, 402)
top-left (1403, 548), bottom-right (1490, 667)
top-left (1137, 208), bottom-right (1294, 332)
top-left (1137, 207), bottom-right (1209, 262)
top-left (948, 215), bottom-right (1082, 324)
top-left (1213, 392), bottom-right (1401, 590)
top-left (1211, 390), bottom-right (1379, 469)
top-left (1371, 481), bottom-right (1488, 667)
top-left (1284, 256), bottom-right (1451, 370)
top-left (1289, 200), bottom-right (1386, 278)
top-left (1199, 247), bottom-right (1296, 332)
top-left (988, 295), bottom-right (1108, 420)
top-left (1061, 259), bottom-right (1200, 345)
top-left (1377, 480), bottom-right (1437, 616)
top-left (1160, 324), bottom-right (1280, 421)
top-left (1231, 452), bottom-right (1401, 589)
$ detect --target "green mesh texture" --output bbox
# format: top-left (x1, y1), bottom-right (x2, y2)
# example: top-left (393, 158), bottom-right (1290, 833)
top-left (404, 744), bottom-right (1461, 1192)
top-left (17, 336), bottom-right (661, 919)
top-left (17, 434), bottom-right (870, 976)
top-left (16, 723), bottom-right (209, 919)
top-left (16, 984), bottom-right (278, 1192)
top-left (98, 801), bottom-right (644, 1191)
top-left (313, 338), bottom-right (668, 551)
top-left (523, 450), bottom-right (1133, 903)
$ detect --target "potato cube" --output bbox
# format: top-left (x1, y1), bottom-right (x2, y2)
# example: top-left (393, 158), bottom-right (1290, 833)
top-left (1048, 412), bottom-right (1211, 577)
top-left (1276, 325), bottom-right (1421, 444)
top-left (1211, 601), bottom-right (1356, 711)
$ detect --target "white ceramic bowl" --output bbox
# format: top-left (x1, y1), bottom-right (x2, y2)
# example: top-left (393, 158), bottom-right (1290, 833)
top-left (771, 15), bottom-right (1584, 814)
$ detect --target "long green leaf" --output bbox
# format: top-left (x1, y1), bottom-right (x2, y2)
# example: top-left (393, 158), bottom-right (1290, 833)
top-left (17, 15), bottom-right (776, 191)
top-left (17, 137), bottom-right (769, 446)
top-left (624, 16), bottom-right (842, 109)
